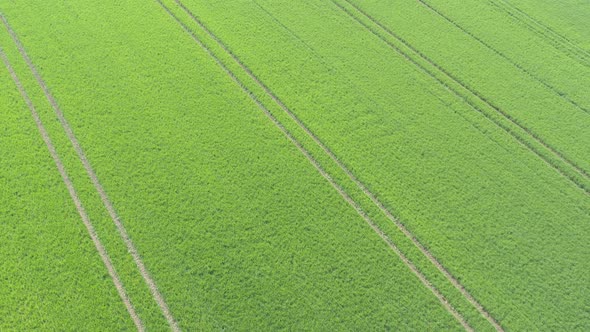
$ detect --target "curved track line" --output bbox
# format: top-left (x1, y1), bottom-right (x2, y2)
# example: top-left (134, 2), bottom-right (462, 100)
top-left (0, 15), bottom-right (180, 332)
top-left (417, 0), bottom-right (590, 116)
top-left (155, 1), bottom-right (473, 330)
top-left (333, 0), bottom-right (590, 195)
top-left (0, 47), bottom-right (144, 332)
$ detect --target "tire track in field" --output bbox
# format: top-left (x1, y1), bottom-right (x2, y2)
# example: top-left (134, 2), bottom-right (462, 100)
top-left (252, 0), bottom-right (331, 70)
top-left (332, 0), bottom-right (590, 195)
top-left (164, 0), bottom-right (507, 330)
top-left (489, 0), bottom-right (590, 68)
top-left (155, 1), bottom-right (473, 330)
top-left (0, 46), bottom-right (144, 332)
top-left (418, 0), bottom-right (590, 116)
top-left (0, 15), bottom-right (181, 332)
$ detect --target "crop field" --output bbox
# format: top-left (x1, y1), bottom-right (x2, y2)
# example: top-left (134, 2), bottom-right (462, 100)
top-left (1, 0), bottom-right (589, 330)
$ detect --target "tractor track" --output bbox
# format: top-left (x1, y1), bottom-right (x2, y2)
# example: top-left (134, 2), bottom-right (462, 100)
top-left (332, 0), bottom-right (590, 197)
top-left (488, 0), bottom-right (590, 68)
top-left (0, 15), bottom-right (180, 332)
top-left (0, 46), bottom-right (144, 332)
top-left (173, 0), bottom-right (506, 329)
top-left (155, 1), bottom-right (473, 330)
top-left (417, 0), bottom-right (590, 116)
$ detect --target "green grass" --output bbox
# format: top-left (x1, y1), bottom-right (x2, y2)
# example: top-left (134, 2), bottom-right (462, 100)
top-left (492, 0), bottom-right (590, 53)
top-left (0, 0), bottom-right (464, 330)
top-left (414, 0), bottom-right (590, 116)
top-left (147, 0), bottom-right (590, 329)
top-left (1, 0), bottom-right (589, 330)
top-left (0, 49), bottom-right (133, 331)
top-left (345, 0), bottom-right (590, 175)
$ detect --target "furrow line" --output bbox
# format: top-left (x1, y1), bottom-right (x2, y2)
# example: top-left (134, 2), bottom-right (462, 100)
top-left (418, 0), bottom-right (590, 116)
top-left (333, 0), bottom-right (590, 195)
top-left (0, 15), bottom-right (181, 332)
top-left (488, 0), bottom-right (590, 68)
top-left (155, 1), bottom-right (473, 330)
top-left (0, 46), bottom-right (144, 332)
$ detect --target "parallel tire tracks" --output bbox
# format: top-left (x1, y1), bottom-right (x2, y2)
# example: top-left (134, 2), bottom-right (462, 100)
top-left (489, 0), bottom-right (590, 68)
top-left (174, 0), bottom-right (514, 329)
top-left (0, 46), bottom-right (144, 332)
top-left (170, 0), bottom-right (505, 329)
top-left (418, 0), bottom-right (590, 116)
top-left (155, 1), bottom-right (473, 330)
top-left (0, 15), bottom-right (180, 332)
top-left (333, 0), bottom-right (590, 196)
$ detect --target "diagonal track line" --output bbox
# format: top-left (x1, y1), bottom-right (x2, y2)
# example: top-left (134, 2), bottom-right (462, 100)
top-left (0, 46), bottom-right (144, 332)
top-left (155, 1), bottom-right (473, 330)
top-left (165, 0), bottom-right (504, 330)
top-left (332, 0), bottom-right (590, 197)
top-left (0, 14), bottom-right (180, 332)
top-left (417, 0), bottom-right (590, 116)
top-left (489, 0), bottom-right (590, 67)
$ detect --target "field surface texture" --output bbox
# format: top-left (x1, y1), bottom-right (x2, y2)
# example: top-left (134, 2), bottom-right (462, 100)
top-left (1, 0), bottom-right (588, 331)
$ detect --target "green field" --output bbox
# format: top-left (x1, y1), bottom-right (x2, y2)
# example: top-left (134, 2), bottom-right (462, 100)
top-left (1, 0), bottom-right (589, 330)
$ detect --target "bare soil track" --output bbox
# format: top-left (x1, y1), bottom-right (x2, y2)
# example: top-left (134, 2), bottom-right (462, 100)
top-left (0, 46), bottom-right (144, 332)
top-left (1, 15), bottom-right (180, 332)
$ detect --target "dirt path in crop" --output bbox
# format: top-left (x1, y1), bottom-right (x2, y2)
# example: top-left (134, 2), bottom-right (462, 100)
top-left (155, 1), bottom-right (473, 330)
top-left (0, 15), bottom-right (179, 332)
top-left (0, 46), bottom-right (144, 332)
